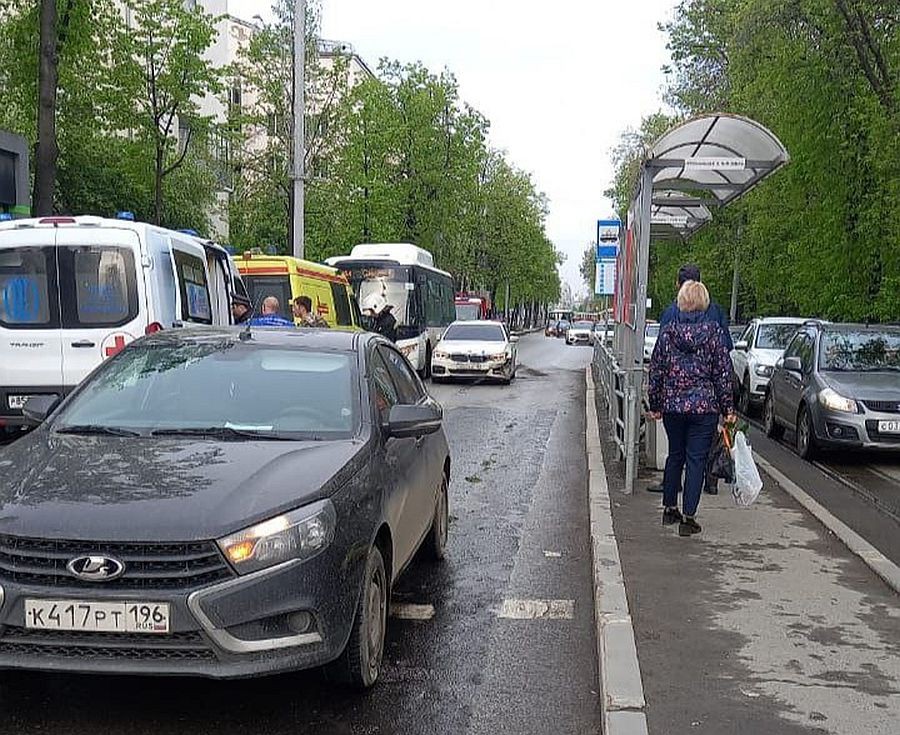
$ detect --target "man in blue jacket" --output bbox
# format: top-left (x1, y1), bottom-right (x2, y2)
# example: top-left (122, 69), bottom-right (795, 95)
top-left (649, 264), bottom-right (733, 494)
top-left (659, 264), bottom-right (733, 350)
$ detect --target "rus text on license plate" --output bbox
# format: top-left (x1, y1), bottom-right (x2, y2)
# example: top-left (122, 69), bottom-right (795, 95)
top-left (24, 600), bottom-right (170, 634)
top-left (7, 395), bottom-right (33, 410)
top-left (877, 420), bottom-right (900, 435)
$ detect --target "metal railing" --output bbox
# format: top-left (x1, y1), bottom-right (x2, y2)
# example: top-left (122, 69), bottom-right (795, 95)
top-left (592, 340), bottom-right (646, 494)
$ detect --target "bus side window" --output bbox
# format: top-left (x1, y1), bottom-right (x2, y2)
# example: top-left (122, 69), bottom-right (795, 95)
top-left (426, 275), bottom-right (444, 328)
top-left (442, 281), bottom-right (454, 325)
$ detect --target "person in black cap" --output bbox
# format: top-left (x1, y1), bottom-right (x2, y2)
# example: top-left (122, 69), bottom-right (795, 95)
top-left (231, 292), bottom-right (252, 324)
top-left (659, 264), bottom-right (733, 350)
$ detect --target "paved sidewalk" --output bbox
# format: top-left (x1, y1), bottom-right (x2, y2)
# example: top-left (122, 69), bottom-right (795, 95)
top-left (598, 425), bottom-right (900, 734)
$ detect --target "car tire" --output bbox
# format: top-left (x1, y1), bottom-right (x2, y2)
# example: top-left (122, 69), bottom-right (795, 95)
top-left (796, 405), bottom-right (819, 460)
top-left (424, 474), bottom-right (449, 561)
top-left (738, 374), bottom-right (752, 416)
top-left (331, 546), bottom-right (388, 690)
top-left (764, 391), bottom-right (784, 440)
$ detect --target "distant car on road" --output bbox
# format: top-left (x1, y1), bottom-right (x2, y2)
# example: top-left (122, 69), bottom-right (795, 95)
top-left (3, 327), bottom-right (450, 689)
top-left (732, 317), bottom-right (808, 414)
top-left (764, 321), bottom-right (900, 458)
top-left (643, 322), bottom-right (660, 361)
top-left (566, 320), bottom-right (594, 346)
top-left (553, 319), bottom-right (571, 339)
top-left (432, 320), bottom-right (518, 384)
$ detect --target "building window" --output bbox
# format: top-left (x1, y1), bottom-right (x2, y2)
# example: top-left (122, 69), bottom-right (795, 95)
top-left (229, 80), bottom-right (243, 112)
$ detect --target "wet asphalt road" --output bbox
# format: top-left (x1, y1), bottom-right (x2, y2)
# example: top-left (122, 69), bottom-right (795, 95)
top-left (0, 334), bottom-right (600, 735)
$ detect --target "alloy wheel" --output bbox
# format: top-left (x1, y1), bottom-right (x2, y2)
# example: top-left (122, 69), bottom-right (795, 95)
top-left (365, 564), bottom-right (386, 681)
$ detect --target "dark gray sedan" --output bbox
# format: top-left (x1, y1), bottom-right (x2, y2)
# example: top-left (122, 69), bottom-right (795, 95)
top-left (0, 327), bottom-right (450, 688)
top-left (764, 322), bottom-right (900, 458)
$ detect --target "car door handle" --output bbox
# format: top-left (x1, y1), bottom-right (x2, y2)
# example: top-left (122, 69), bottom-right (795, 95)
top-left (71, 340), bottom-right (96, 348)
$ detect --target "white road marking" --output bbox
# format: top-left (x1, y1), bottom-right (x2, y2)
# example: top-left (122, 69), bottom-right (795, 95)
top-left (497, 598), bottom-right (575, 620)
top-left (543, 550), bottom-right (563, 558)
top-left (389, 603), bottom-right (435, 621)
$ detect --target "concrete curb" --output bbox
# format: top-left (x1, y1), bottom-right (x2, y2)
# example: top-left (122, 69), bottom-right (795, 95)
top-left (754, 453), bottom-right (900, 595)
top-left (585, 369), bottom-right (649, 735)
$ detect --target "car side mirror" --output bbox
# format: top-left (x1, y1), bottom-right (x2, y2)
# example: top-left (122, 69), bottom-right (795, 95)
top-left (734, 340), bottom-right (749, 351)
top-left (22, 395), bottom-right (60, 425)
top-left (384, 403), bottom-right (442, 439)
top-left (783, 356), bottom-right (802, 374)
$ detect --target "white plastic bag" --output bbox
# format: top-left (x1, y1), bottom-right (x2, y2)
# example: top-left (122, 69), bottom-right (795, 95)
top-left (730, 431), bottom-right (763, 506)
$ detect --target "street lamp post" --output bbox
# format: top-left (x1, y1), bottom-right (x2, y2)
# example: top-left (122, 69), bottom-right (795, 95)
top-left (292, 0), bottom-right (306, 259)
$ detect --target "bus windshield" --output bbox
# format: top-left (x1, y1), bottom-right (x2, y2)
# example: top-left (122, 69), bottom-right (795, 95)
top-left (341, 265), bottom-right (413, 327)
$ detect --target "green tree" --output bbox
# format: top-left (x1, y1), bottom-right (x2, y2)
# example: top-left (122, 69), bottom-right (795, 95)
top-left (612, 0), bottom-right (899, 322)
top-left (114, 0), bottom-right (223, 225)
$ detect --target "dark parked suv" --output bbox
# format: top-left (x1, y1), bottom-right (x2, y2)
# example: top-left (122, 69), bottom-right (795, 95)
top-left (0, 327), bottom-right (450, 688)
top-left (764, 321), bottom-right (900, 458)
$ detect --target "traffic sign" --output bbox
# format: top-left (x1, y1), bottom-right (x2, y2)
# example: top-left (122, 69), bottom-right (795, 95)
top-left (595, 257), bottom-right (616, 296)
top-left (597, 219), bottom-right (621, 244)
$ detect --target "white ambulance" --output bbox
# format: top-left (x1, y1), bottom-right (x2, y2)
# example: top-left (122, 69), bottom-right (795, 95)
top-left (0, 215), bottom-right (245, 435)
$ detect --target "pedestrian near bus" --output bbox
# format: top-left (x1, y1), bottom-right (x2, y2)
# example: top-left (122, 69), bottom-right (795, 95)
top-left (648, 280), bottom-right (735, 536)
top-left (293, 295), bottom-right (329, 328)
top-left (249, 296), bottom-right (295, 328)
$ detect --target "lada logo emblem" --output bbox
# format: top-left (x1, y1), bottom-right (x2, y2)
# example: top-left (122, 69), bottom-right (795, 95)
top-left (66, 555), bottom-right (126, 582)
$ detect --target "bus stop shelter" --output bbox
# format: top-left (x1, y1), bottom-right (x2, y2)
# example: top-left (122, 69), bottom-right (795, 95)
top-left (601, 114), bottom-right (790, 493)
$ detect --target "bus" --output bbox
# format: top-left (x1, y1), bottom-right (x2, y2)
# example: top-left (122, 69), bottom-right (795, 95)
top-left (548, 308), bottom-right (574, 325)
top-left (326, 243), bottom-right (455, 376)
top-left (455, 293), bottom-right (490, 321)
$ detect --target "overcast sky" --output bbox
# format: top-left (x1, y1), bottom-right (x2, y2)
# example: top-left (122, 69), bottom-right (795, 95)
top-left (232, 0), bottom-right (676, 296)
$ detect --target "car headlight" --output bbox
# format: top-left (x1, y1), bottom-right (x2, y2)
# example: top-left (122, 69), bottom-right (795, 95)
top-left (218, 500), bottom-right (337, 575)
top-left (755, 364), bottom-right (774, 377)
top-left (399, 343), bottom-right (417, 357)
top-left (433, 351), bottom-right (449, 360)
top-left (489, 352), bottom-right (508, 361)
top-left (819, 388), bottom-right (857, 413)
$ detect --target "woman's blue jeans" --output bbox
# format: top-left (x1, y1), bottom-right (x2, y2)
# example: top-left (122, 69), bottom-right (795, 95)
top-left (662, 412), bottom-right (719, 516)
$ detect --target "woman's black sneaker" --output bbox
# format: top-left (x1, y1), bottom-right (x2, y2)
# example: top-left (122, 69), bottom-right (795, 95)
top-left (662, 507), bottom-right (683, 525)
top-left (679, 517), bottom-right (702, 536)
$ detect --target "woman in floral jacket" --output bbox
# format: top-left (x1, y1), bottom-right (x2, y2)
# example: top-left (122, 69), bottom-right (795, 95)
top-left (648, 280), bottom-right (735, 536)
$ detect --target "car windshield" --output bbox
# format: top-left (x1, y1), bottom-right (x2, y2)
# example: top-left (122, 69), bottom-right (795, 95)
top-left (52, 340), bottom-right (358, 439)
top-left (557, 321), bottom-right (571, 329)
top-left (820, 330), bottom-right (900, 372)
top-left (442, 324), bottom-right (506, 342)
top-left (645, 324), bottom-right (660, 338)
top-left (573, 321), bottom-right (593, 329)
top-left (757, 324), bottom-right (800, 350)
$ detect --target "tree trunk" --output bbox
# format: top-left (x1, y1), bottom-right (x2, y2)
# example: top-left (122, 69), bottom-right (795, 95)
top-left (34, 0), bottom-right (60, 215)
top-left (154, 144), bottom-right (164, 226)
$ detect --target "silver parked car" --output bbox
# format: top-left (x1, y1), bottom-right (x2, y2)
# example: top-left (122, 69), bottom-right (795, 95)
top-left (764, 321), bottom-right (900, 458)
top-left (731, 317), bottom-right (808, 414)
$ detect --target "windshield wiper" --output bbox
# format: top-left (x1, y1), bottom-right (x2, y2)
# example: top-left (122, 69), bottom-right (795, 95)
top-left (55, 424), bottom-right (141, 437)
top-left (150, 426), bottom-right (297, 441)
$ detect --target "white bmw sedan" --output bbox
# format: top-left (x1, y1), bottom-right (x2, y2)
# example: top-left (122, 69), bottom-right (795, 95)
top-left (431, 321), bottom-right (518, 384)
